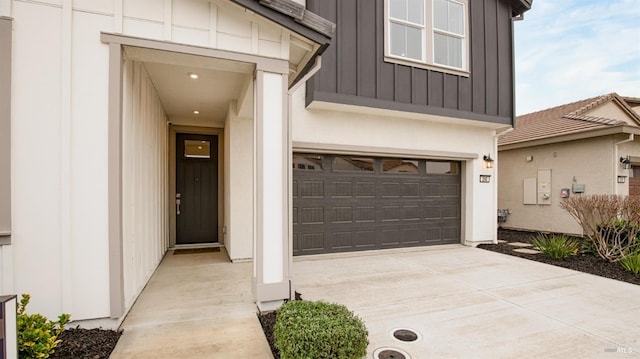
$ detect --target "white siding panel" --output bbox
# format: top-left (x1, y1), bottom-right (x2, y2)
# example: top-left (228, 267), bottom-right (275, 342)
top-left (259, 24), bottom-right (281, 42)
top-left (259, 40), bottom-right (281, 59)
top-left (172, 26), bottom-right (209, 47)
top-left (11, 2), bottom-right (64, 317)
top-left (73, 0), bottom-right (114, 15)
top-left (217, 6), bottom-right (251, 37)
top-left (217, 33), bottom-right (251, 54)
top-left (122, 60), bottom-right (169, 310)
top-left (69, 10), bottom-right (112, 320)
top-left (172, 0), bottom-right (209, 29)
top-left (123, 0), bottom-right (163, 22)
top-left (123, 18), bottom-right (164, 40)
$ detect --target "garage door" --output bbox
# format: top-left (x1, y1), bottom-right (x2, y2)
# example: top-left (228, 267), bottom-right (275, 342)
top-left (293, 153), bottom-right (461, 255)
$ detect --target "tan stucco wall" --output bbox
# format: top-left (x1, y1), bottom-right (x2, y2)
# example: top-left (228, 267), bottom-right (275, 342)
top-left (498, 136), bottom-right (623, 235)
top-left (588, 102), bottom-right (639, 126)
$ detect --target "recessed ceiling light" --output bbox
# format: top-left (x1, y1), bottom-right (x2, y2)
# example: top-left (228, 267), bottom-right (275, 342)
top-left (188, 72), bottom-right (199, 79)
top-left (193, 110), bottom-right (200, 115)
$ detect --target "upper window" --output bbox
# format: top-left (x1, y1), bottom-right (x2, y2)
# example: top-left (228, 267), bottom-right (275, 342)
top-left (386, 0), bottom-right (468, 74)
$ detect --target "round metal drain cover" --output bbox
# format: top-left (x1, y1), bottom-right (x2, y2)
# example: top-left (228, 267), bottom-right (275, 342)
top-left (393, 329), bottom-right (418, 342)
top-left (377, 349), bottom-right (407, 359)
top-left (374, 347), bottom-right (411, 359)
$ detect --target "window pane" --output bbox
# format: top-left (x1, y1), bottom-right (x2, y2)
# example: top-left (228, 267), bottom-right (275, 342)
top-left (383, 159), bottom-right (419, 174)
top-left (449, 1), bottom-right (464, 35)
top-left (390, 0), bottom-right (407, 20)
top-left (434, 33), bottom-right (462, 68)
top-left (293, 154), bottom-right (323, 171)
top-left (426, 161), bottom-right (458, 174)
top-left (333, 157), bottom-right (374, 172)
top-left (408, 0), bottom-right (424, 24)
top-left (406, 26), bottom-right (423, 60)
top-left (448, 36), bottom-right (463, 68)
top-left (390, 22), bottom-right (407, 57)
top-left (434, 0), bottom-right (448, 30)
top-left (434, 33), bottom-right (448, 65)
top-left (184, 140), bottom-right (210, 158)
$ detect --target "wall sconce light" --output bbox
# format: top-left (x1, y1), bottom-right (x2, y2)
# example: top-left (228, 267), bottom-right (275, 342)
top-left (617, 175), bottom-right (627, 184)
top-left (620, 156), bottom-right (631, 170)
top-left (479, 174), bottom-right (491, 183)
top-left (483, 154), bottom-right (494, 169)
top-left (0, 295), bottom-right (18, 359)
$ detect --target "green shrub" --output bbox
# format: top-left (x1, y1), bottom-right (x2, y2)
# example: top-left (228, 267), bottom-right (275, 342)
top-left (274, 300), bottom-right (368, 359)
top-left (17, 294), bottom-right (71, 359)
top-left (620, 251), bottom-right (640, 275)
top-left (532, 233), bottom-right (580, 259)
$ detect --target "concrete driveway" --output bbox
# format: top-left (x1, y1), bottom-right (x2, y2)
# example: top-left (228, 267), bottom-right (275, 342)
top-left (110, 245), bottom-right (640, 358)
top-left (293, 245), bottom-right (640, 359)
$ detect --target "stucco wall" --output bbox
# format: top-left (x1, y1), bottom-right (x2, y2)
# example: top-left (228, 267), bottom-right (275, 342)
top-left (291, 87), bottom-right (500, 244)
top-left (498, 136), bottom-right (623, 235)
top-left (121, 60), bottom-right (169, 311)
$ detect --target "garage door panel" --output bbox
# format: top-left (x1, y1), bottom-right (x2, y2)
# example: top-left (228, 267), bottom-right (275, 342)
top-left (355, 181), bottom-right (376, 197)
top-left (332, 206), bottom-right (353, 223)
top-left (299, 207), bottom-right (324, 224)
top-left (354, 206), bottom-right (376, 222)
top-left (298, 232), bottom-right (325, 253)
top-left (293, 154), bottom-right (461, 255)
top-left (299, 180), bottom-right (324, 198)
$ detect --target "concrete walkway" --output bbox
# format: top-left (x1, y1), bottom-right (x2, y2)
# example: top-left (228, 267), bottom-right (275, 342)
top-left (109, 249), bottom-right (273, 358)
top-left (294, 245), bottom-right (640, 358)
top-left (110, 245), bottom-right (640, 358)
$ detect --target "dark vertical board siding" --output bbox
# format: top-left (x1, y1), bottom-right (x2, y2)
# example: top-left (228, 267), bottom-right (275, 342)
top-left (358, 0), bottom-right (377, 98)
top-left (412, 68), bottom-right (428, 106)
top-left (428, 72), bottom-right (444, 107)
top-left (471, 0), bottom-right (486, 114)
top-left (444, 74), bottom-right (459, 109)
top-left (484, 0), bottom-right (499, 116)
top-left (459, 77), bottom-right (472, 112)
top-left (312, 0), bottom-right (337, 93)
top-left (339, 0), bottom-right (358, 95)
top-left (395, 65), bottom-right (413, 104)
top-left (497, 0), bottom-right (513, 118)
top-left (307, 0), bottom-right (515, 124)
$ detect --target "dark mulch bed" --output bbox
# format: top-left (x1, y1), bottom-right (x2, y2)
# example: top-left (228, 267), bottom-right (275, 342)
top-left (479, 228), bottom-right (640, 286)
top-left (258, 291), bottom-right (303, 359)
top-left (51, 327), bottom-right (122, 359)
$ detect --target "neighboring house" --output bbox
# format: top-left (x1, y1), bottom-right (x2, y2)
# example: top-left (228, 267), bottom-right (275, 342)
top-left (498, 93), bottom-right (640, 235)
top-left (0, 0), bottom-right (531, 326)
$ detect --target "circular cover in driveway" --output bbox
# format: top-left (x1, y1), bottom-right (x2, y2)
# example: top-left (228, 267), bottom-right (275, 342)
top-left (373, 347), bottom-right (411, 359)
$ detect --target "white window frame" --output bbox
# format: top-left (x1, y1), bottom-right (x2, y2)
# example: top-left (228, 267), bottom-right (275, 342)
top-left (384, 0), bottom-right (469, 76)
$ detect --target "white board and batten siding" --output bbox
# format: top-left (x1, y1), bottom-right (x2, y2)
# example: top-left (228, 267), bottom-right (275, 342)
top-left (2, 0), bottom-right (292, 323)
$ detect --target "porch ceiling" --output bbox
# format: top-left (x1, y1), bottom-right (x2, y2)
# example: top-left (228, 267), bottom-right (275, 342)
top-left (124, 46), bottom-right (254, 127)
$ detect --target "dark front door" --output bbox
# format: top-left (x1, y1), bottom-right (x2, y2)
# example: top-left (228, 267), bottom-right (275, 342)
top-left (176, 133), bottom-right (218, 244)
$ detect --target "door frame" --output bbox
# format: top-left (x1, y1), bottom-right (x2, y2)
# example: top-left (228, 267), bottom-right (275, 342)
top-left (169, 125), bottom-right (224, 248)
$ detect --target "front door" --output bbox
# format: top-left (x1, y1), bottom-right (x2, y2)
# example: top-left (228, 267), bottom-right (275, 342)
top-left (176, 133), bottom-right (218, 244)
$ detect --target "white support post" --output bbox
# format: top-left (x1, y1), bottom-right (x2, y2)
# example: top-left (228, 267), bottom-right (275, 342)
top-left (253, 70), bottom-right (291, 312)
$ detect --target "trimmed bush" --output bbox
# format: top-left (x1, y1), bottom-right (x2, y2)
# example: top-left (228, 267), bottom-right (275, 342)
top-left (274, 300), bottom-right (368, 359)
top-left (17, 294), bottom-right (71, 359)
top-left (532, 233), bottom-right (580, 259)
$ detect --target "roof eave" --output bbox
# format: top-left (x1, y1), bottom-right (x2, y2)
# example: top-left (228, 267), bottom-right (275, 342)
top-left (229, 0), bottom-right (333, 46)
top-left (499, 125), bottom-right (640, 151)
top-left (510, 0), bottom-right (532, 16)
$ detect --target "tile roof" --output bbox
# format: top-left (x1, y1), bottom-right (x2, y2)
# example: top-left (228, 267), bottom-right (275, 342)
top-left (499, 93), bottom-right (640, 146)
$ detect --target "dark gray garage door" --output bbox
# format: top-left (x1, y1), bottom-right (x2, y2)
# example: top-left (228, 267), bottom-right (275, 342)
top-left (293, 153), bottom-right (461, 256)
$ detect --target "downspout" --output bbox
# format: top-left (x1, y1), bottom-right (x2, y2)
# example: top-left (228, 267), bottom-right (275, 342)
top-left (614, 133), bottom-right (634, 194)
